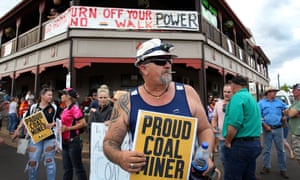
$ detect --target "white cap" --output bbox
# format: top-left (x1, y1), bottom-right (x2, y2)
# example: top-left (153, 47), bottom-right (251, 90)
top-left (135, 38), bottom-right (177, 67)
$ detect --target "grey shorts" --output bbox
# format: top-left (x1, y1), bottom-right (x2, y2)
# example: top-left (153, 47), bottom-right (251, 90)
top-left (291, 135), bottom-right (300, 160)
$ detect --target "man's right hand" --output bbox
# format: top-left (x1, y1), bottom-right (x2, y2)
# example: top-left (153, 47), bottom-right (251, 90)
top-left (11, 130), bottom-right (19, 142)
top-left (262, 124), bottom-right (271, 132)
top-left (118, 150), bottom-right (146, 173)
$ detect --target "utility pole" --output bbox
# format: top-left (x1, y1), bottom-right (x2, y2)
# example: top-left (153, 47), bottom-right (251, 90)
top-left (277, 73), bottom-right (280, 89)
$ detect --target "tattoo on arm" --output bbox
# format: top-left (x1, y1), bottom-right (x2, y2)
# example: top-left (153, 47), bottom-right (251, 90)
top-left (107, 140), bottom-right (121, 151)
top-left (110, 108), bottom-right (119, 123)
top-left (118, 93), bottom-right (129, 115)
top-left (104, 125), bottom-right (128, 164)
top-left (104, 139), bottom-right (122, 164)
top-left (110, 94), bottom-right (129, 122)
top-left (110, 94), bottom-right (129, 123)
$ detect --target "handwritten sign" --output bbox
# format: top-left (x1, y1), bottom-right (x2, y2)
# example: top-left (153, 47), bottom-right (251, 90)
top-left (44, 10), bottom-right (69, 40)
top-left (90, 123), bottom-right (130, 180)
top-left (69, 7), bottom-right (198, 31)
top-left (44, 6), bottom-right (199, 39)
top-left (23, 111), bottom-right (53, 144)
top-left (131, 110), bottom-right (197, 180)
top-left (3, 41), bottom-right (12, 57)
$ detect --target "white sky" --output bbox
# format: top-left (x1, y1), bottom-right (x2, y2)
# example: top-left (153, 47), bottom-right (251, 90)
top-left (1, 0), bottom-right (299, 87)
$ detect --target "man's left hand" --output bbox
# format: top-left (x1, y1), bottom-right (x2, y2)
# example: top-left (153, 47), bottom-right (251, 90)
top-left (224, 141), bottom-right (231, 148)
top-left (202, 158), bottom-right (215, 176)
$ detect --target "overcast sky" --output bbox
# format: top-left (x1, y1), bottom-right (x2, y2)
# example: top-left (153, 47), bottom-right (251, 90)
top-left (226, 0), bottom-right (300, 88)
top-left (1, 0), bottom-right (299, 87)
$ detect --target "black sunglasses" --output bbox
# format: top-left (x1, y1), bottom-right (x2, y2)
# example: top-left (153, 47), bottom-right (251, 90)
top-left (143, 58), bottom-right (172, 66)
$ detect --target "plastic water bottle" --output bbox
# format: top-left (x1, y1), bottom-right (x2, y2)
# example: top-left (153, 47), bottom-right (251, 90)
top-left (192, 141), bottom-right (209, 172)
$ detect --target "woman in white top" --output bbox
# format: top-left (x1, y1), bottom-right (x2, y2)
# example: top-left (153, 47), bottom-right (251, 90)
top-left (8, 96), bottom-right (18, 134)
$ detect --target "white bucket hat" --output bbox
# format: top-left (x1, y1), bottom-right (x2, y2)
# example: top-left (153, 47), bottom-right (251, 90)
top-left (264, 86), bottom-right (279, 95)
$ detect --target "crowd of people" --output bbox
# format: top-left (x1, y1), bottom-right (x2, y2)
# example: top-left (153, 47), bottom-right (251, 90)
top-left (0, 38), bottom-right (299, 180)
top-left (207, 82), bottom-right (299, 179)
top-left (0, 84), bottom-right (121, 180)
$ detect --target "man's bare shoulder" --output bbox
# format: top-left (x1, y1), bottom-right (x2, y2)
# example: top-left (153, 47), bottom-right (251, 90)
top-left (183, 84), bottom-right (200, 100)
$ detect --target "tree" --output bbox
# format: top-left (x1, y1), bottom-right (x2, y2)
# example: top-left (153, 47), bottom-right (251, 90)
top-left (280, 83), bottom-right (289, 92)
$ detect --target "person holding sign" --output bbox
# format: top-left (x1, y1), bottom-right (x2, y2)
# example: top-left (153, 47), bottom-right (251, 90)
top-left (60, 88), bottom-right (88, 180)
top-left (13, 87), bottom-right (58, 180)
top-left (103, 38), bottom-right (215, 179)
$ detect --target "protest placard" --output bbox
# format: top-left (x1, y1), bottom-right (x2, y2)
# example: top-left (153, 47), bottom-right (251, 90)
top-left (130, 110), bottom-right (197, 180)
top-left (90, 123), bottom-right (130, 180)
top-left (23, 111), bottom-right (53, 144)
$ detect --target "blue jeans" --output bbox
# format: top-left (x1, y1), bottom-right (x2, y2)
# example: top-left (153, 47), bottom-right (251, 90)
top-left (283, 125), bottom-right (289, 139)
top-left (262, 128), bottom-right (287, 171)
top-left (26, 138), bottom-right (56, 180)
top-left (62, 136), bottom-right (87, 180)
top-left (218, 140), bottom-right (225, 164)
top-left (8, 112), bottom-right (18, 133)
top-left (224, 139), bottom-right (262, 180)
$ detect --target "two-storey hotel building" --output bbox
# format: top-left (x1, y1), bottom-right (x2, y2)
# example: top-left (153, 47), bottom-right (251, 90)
top-left (0, 0), bottom-right (270, 105)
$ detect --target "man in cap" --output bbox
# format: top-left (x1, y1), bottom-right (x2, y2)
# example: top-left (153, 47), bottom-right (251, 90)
top-left (284, 83), bottom-right (300, 165)
top-left (222, 75), bottom-right (262, 180)
top-left (103, 38), bottom-right (216, 178)
top-left (258, 86), bottom-right (289, 178)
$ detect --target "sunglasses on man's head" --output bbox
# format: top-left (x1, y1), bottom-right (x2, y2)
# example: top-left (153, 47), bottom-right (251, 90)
top-left (141, 43), bottom-right (174, 58)
top-left (143, 58), bottom-right (172, 66)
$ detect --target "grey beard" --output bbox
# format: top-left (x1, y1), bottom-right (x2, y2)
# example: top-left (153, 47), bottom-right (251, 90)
top-left (160, 74), bottom-right (172, 85)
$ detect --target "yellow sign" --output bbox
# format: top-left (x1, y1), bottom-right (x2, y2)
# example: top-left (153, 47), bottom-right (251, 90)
top-left (130, 110), bottom-right (197, 180)
top-left (23, 111), bottom-right (53, 144)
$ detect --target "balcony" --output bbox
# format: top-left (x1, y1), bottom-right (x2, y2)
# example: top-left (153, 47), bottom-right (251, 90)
top-left (0, 6), bottom-right (267, 78)
top-left (201, 17), bottom-right (267, 76)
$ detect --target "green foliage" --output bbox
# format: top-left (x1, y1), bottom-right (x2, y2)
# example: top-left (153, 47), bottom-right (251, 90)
top-left (280, 84), bottom-right (289, 92)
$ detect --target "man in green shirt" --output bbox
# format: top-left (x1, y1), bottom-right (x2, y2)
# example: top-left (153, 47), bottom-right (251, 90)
top-left (222, 75), bottom-right (262, 180)
top-left (284, 83), bottom-right (300, 165)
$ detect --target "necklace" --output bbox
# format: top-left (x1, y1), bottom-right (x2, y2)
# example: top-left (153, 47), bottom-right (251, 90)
top-left (143, 84), bottom-right (169, 99)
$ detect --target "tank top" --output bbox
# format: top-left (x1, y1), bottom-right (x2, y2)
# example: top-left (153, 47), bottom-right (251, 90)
top-left (129, 82), bottom-right (192, 139)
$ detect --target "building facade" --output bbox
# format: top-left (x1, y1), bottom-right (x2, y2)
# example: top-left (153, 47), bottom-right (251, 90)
top-left (0, 0), bottom-right (270, 105)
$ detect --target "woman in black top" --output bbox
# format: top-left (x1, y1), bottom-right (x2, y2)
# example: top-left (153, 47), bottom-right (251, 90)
top-left (13, 87), bottom-right (58, 180)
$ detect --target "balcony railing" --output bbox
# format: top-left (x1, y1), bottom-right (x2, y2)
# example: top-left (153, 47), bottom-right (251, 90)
top-left (18, 26), bottom-right (39, 50)
top-left (0, 22), bottom-right (49, 58)
top-left (0, 9), bottom-right (266, 78)
top-left (201, 17), bottom-right (267, 75)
